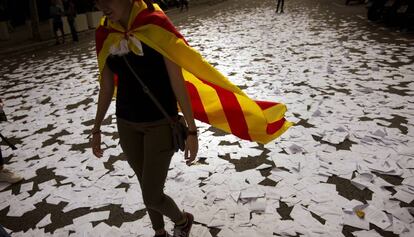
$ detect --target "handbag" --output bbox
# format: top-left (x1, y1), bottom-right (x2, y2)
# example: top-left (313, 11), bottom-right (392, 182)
top-left (122, 56), bottom-right (189, 152)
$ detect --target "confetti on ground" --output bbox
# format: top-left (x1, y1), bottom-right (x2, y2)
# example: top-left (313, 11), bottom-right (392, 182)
top-left (0, 0), bottom-right (413, 236)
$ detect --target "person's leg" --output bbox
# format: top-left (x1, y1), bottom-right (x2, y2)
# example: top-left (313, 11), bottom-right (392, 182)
top-left (276, 0), bottom-right (281, 12)
top-left (68, 19), bottom-right (78, 42)
top-left (281, 0), bottom-right (284, 13)
top-left (141, 123), bottom-right (184, 225)
top-left (53, 24), bottom-right (60, 44)
top-left (117, 118), bottom-right (167, 235)
top-left (7, 21), bottom-right (13, 33)
top-left (59, 22), bottom-right (65, 44)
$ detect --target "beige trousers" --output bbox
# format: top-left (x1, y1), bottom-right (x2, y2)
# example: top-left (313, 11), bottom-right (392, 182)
top-left (117, 117), bottom-right (182, 231)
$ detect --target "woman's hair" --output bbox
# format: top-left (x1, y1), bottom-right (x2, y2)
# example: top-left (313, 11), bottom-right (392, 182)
top-left (143, 0), bottom-right (154, 11)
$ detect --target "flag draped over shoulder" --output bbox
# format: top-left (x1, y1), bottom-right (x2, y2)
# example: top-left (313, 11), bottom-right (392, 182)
top-left (95, 0), bottom-right (293, 144)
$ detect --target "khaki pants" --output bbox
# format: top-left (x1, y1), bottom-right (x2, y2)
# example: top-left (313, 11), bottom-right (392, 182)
top-left (117, 117), bottom-right (182, 231)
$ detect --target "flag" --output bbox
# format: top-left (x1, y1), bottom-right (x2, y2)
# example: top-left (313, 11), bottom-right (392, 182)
top-left (95, 0), bottom-right (293, 144)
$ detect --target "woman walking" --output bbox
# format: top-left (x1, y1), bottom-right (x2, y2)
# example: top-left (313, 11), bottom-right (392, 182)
top-left (91, 0), bottom-right (292, 235)
top-left (91, 0), bottom-right (197, 236)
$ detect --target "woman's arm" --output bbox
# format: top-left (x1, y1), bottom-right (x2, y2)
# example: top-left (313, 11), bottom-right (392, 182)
top-left (164, 57), bottom-right (198, 164)
top-left (91, 64), bottom-right (115, 158)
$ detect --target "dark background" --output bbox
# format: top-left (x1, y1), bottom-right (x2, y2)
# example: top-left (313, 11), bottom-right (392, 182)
top-left (0, 0), bottom-right (95, 26)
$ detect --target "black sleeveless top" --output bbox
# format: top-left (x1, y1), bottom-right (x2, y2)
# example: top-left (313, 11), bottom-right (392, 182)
top-left (106, 43), bottom-right (178, 123)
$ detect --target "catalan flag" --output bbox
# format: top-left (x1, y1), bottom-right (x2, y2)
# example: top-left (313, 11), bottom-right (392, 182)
top-left (95, 0), bottom-right (293, 144)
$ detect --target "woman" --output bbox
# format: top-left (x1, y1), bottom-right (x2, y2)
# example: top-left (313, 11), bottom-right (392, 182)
top-left (91, 0), bottom-right (198, 236)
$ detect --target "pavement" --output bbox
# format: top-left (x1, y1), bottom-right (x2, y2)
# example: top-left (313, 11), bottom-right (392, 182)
top-left (0, 0), bottom-right (413, 236)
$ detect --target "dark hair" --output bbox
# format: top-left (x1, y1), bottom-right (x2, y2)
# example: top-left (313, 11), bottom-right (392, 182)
top-left (143, 0), bottom-right (154, 11)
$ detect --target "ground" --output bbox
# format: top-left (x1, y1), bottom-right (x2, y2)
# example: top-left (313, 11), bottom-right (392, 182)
top-left (0, 0), bottom-right (413, 236)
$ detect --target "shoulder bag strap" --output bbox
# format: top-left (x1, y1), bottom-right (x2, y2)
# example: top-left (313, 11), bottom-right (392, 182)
top-left (122, 55), bottom-right (176, 125)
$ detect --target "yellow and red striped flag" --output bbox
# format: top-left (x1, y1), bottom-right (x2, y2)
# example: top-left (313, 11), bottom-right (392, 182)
top-left (95, 0), bottom-right (293, 144)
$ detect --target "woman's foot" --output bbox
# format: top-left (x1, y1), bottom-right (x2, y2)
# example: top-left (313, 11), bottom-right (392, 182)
top-left (173, 212), bottom-right (194, 237)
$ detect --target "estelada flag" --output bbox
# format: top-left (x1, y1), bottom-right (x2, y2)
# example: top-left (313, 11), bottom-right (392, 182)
top-left (95, 0), bottom-right (293, 144)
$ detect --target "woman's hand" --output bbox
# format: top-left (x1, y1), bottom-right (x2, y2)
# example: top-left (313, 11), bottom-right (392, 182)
top-left (91, 131), bottom-right (103, 158)
top-left (184, 134), bottom-right (198, 165)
